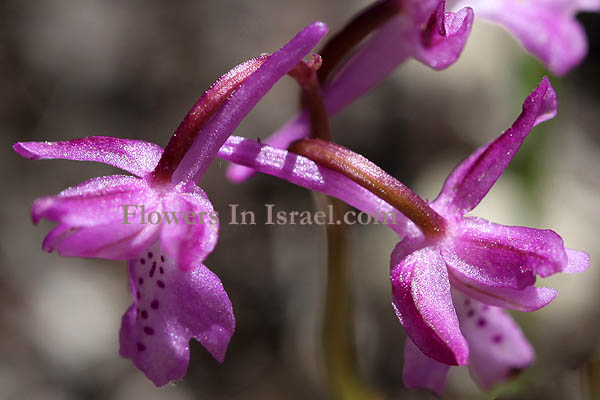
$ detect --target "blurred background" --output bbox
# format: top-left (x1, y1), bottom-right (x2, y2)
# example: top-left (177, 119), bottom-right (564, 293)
top-left (1, 1), bottom-right (599, 399)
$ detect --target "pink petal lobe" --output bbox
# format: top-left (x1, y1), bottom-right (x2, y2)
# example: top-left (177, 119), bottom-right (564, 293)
top-left (563, 248), bottom-right (590, 273)
top-left (453, 291), bottom-right (535, 390)
top-left (433, 78), bottom-right (558, 215)
top-left (159, 181), bottom-right (219, 271)
top-left (443, 217), bottom-right (568, 288)
top-left (402, 338), bottom-right (451, 396)
top-left (390, 239), bottom-right (469, 366)
top-left (42, 224), bottom-right (72, 252)
top-left (451, 0), bottom-right (593, 75)
top-left (14, 136), bottom-right (163, 177)
top-left (414, 4), bottom-right (474, 70)
top-left (35, 175), bottom-right (162, 260)
top-left (32, 175), bottom-right (152, 226)
top-left (448, 267), bottom-right (557, 312)
top-left (119, 245), bottom-right (235, 386)
top-left (55, 220), bottom-right (161, 260)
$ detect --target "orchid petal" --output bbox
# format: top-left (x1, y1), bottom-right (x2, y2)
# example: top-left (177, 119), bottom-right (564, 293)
top-left (218, 136), bottom-right (413, 236)
top-left (53, 220), bottom-right (161, 260)
top-left (453, 291), bottom-right (535, 390)
top-left (448, 267), bottom-right (557, 312)
top-left (172, 21), bottom-right (328, 183)
top-left (577, 0), bottom-right (600, 11)
top-left (41, 223), bottom-right (72, 252)
top-left (13, 136), bottom-right (163, 177)
top-left (564, 248), bottom-right (590, 273)
top-left (32, 174), bottom-right (162, 259)
top-left (159, 182), bottom-right (219, 271)
top-left (413, 3), bottom-right (474, 70)
top-left (449, 0), bottom-right (597, 75)
top-left (443, 217), bottom-right (567, 289)
top-left (32, 175), bottom-right (153, 226)
top-left (119, 245), bottom-right (235, 387)
top-left (433, 78), bottom-right (558, 215)
top-left (402, 338), bottom-right (451, 396)
top-left (390, 239), bottom-right (469, 365)
top-left (442, 245), bottom-right (535, 290)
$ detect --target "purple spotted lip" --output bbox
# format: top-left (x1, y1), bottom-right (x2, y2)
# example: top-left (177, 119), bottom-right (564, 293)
top-left (13, 22), bottom-right (329, 386)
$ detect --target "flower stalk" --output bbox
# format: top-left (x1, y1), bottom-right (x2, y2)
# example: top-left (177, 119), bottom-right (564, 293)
top-left (288, 55), bottom-right (331, 141)
top-left (290, 54), bottom-right (381, 400)
top-left (313, 194), bottom-right (382, 400)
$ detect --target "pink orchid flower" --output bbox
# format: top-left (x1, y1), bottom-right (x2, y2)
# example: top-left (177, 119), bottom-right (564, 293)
top-left (393, 76), bottom-right (588, 394)
top-left (217, 77), bottom-right (589, 394)
top-left (13, 22), bottom-right (328, 386)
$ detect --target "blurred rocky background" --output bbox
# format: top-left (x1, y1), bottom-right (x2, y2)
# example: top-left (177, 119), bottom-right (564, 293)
top-left (1, 1), bottom-right (599, 399)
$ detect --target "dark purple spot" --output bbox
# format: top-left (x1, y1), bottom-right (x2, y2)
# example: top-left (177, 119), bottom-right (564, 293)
top-left (144, 326), bottom-right (155, 335)
top-left (157, 280), bottom-right (165, 289)
top-left (138, 277), bottom-right (144, 285)
top-left (508, 368), bottom-right (524, 378)
top-left (151, 300), bottom-right (160, 310)
top-left (136, 291), bottom-right (141, 300)
top-left (159, 267), bottom-right (164, 275)
top-left (147, 252), bottom-right (153, 259)
top-left (141, 310), bottom-right (148, 319)
top-left (492, 334), bottom-right (503, 343)
top-left (140, 258), bottom-right (145, 265)
top-left (161, 255), bottom-right (165, 262)
top-left (464, 299), bottom-right (471, 306)
top-left (467, 310), bottom-right (475, 318)
top-left (149, 262), bottom-right (156, 278)
top-left (137, 342), bottom-right (146, 352)
top-left (477, 318), bottom-right (487, 327)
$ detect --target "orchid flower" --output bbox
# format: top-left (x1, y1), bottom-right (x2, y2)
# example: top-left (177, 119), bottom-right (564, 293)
top-left (228, 0), bottom-right (599, 183)
top-left (217, 77), bottom-right (589, 394)
top-left (391, 76), bottom-right (588, 394)
top-left (13, 22), bottom-right (328, 386)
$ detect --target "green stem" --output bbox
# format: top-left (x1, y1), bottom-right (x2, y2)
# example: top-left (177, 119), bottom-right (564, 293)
top-left (290, 59), bottom-right (383, 400)
top-left (314, 194), bottom-right (384, 400)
